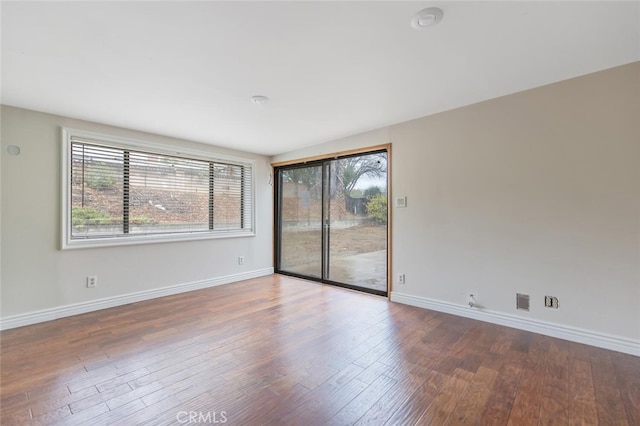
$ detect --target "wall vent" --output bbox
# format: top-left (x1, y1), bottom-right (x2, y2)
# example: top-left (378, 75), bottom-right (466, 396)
top-left (516, 293), bottom-right (530, 311)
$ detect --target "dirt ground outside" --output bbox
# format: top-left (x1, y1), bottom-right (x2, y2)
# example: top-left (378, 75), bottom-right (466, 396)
top-left (280, 223), bottom-right (388, 291)
top-left (281, 223), bottom-right (386, 262)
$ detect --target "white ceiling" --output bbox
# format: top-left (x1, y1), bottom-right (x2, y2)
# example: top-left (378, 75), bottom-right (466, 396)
top-left (2, 1), bottom-right (639, 156)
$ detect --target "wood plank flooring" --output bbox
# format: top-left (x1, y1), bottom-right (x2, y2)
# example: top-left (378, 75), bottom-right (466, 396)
top-left (1, 274), bottom-right (639, 425)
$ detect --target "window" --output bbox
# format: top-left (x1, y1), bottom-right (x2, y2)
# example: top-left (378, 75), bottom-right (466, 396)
top-left (62, 129), bottom-right (254, 249)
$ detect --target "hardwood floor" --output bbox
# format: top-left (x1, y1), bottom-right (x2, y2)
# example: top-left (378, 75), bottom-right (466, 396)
top-left (1, 274), bottom-right (639, 425)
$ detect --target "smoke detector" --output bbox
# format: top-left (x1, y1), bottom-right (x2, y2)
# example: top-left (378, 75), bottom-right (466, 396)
top-left (411, 7), bottom-right (444, 29)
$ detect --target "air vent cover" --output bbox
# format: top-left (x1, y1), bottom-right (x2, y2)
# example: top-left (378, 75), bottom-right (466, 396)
top-left (516, 293), bottom-right (530, 311)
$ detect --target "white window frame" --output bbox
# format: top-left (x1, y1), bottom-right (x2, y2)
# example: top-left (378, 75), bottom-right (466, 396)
top-left (61, 128), bottom-right (256, 249)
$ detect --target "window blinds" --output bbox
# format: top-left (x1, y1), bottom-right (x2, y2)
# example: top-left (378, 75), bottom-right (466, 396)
top-left (69, 137), bottom-right (253, 240)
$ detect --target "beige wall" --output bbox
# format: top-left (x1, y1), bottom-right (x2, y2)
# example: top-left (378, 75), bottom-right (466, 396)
top-left (2, 62), bottom-right (638, 344)
top-left (273, 62), bottom-right (640, 341)
top-left (1, 106), bottom-right (273, 319)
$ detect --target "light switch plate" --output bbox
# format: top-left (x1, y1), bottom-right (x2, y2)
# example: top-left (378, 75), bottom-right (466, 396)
top-left (395, 196), bottom-right (407, 208)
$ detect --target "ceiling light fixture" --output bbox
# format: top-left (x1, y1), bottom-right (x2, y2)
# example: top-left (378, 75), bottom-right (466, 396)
top-left (250, 95), bottom-right (270, 105)
top-left (411, 7), bottom-right (444, 29)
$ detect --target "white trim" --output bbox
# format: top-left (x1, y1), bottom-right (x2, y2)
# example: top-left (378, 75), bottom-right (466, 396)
top-left (390, 292), bottom-right (640, 357)
top-left (62, 229), bottom-right (256, 250)
top-left (60, 127), bottom-right (257, 250)
top-left (0, 268), bottom-right (274, 331)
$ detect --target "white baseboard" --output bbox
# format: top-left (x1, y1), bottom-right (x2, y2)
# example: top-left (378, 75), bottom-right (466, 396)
top-left (0, 268), bottom-right (274, 331)
top-left (391, 291), bottom-right (640, 357)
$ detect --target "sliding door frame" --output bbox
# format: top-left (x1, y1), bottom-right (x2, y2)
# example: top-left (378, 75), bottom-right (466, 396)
top-left (272, 143), bottom-right (392, 298)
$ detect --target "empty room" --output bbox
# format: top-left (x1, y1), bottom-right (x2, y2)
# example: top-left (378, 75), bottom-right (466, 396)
top-left (1, 1), bottom-right (639, 425)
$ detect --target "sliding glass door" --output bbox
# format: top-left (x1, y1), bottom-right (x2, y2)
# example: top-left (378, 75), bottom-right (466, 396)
top-left (277, 164), bottom-right (323, 278)
top-left (275, 150), bottom-right (388, 296)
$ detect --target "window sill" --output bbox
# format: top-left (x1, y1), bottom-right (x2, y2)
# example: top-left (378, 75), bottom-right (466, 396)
top-left (62, 230), bottom-right (255, 250)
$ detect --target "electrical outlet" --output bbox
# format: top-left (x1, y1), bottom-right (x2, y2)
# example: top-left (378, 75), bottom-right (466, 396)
top-left (545, 296), bottom-right (559, 309)
top-left (398, 273), bottom-right (405, 284)
top-left (87, 276), bottom-right (97, 288)
top-left (238, 256), bottom-right (244, 265)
